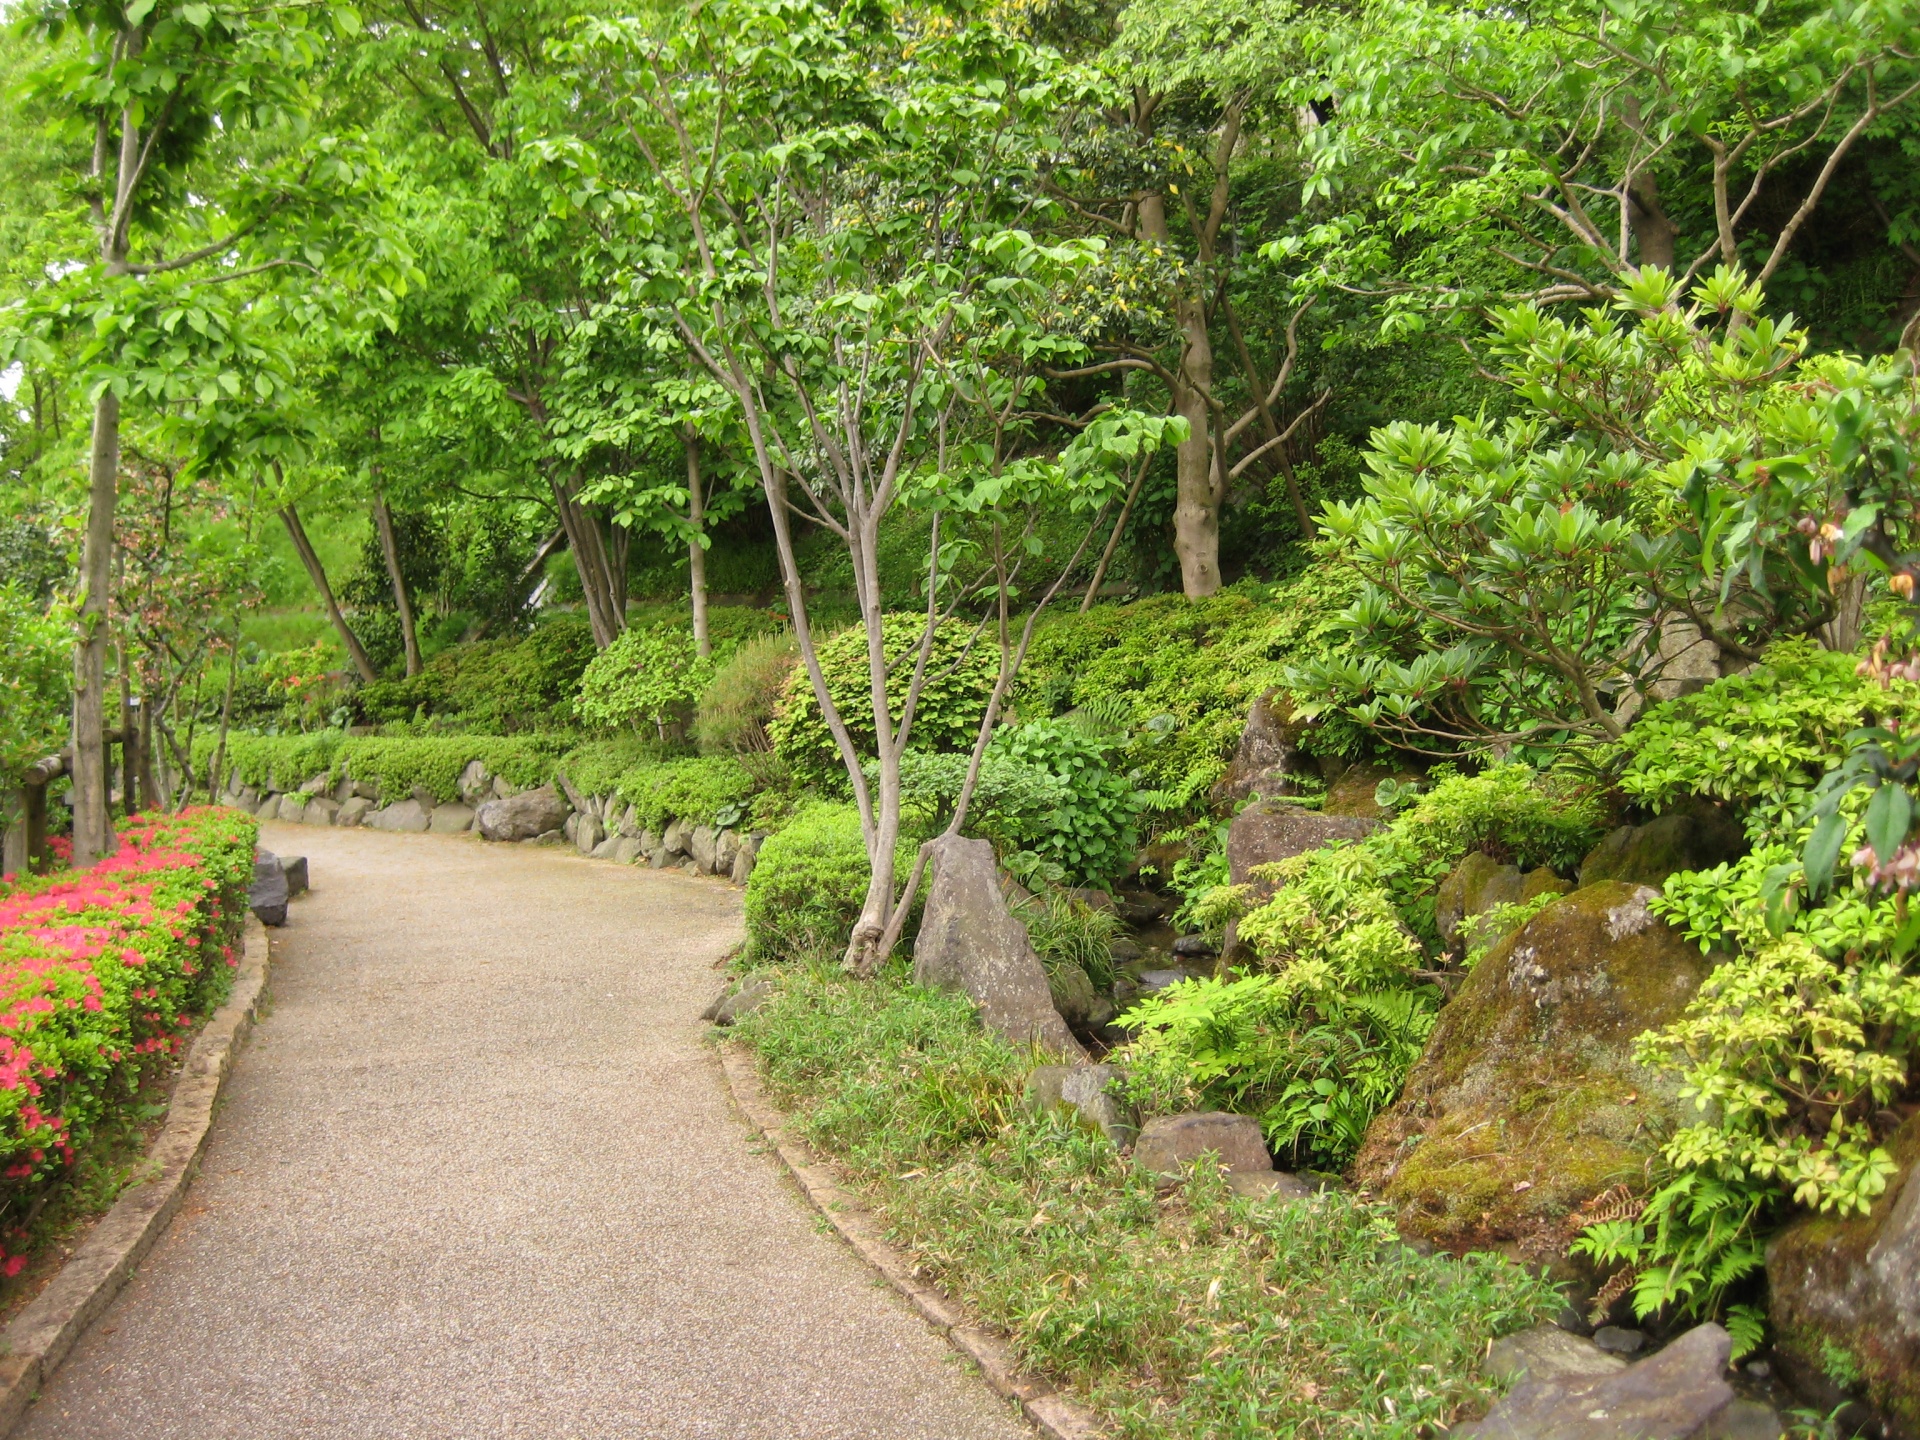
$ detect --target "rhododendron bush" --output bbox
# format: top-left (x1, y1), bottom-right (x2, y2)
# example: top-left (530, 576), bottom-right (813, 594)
top-left (0, 807), bottom-right (255, 1273)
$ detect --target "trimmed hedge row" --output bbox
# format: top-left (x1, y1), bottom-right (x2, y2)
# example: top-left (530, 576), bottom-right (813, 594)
top-left (0, 807), bottom-right (256, 1273)
top-left (195, 732), bottom-right (565, 803)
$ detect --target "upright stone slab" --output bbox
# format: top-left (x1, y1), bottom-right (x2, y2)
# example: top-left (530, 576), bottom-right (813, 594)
top-left (249, 851), bottom-right (289, 927)
top-left (912, 834), bottom-right (1082, 1055)
top-left (475, 787), bottom-right (568, 842)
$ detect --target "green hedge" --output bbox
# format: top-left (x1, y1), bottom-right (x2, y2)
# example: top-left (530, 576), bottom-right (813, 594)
top-left (743, 802), bottom-right (919, 962)
top-left (615, 757), bottom-right (757, 833)
top-left (194, 733), bottom-right (564, 804)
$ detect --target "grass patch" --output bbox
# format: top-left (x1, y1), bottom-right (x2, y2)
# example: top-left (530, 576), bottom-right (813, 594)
top-left (729, 965), bottom-right (1562, 1439)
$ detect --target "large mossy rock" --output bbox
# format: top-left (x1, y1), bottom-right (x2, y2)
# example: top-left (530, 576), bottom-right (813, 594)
top-left (1577, 803), bottom-right (1745, 890)
top-left (1767, 1112), bottom-right (1920, 1434)
top-left (1211, 689), bottom-right (1312, 807)
top-left (1226, 800), bottom-right (1377, 901)
top-left (1434, 851), bottom-right (1572, 946)
top-left (1354, 882), bottom-right (1711, 1259)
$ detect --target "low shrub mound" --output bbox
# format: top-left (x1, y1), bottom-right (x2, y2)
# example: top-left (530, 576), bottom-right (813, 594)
top-left (743, 803), bottom-right (920, 963)
top-left (0, 807), bottom-right (255, 1274)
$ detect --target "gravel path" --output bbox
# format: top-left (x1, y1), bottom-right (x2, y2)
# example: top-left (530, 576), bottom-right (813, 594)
top-left (19, 823), bottom-right (1029, 1440)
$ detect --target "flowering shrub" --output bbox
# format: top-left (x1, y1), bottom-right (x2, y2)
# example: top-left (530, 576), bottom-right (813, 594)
top-left (0, 807), bottom-right (255, 1274)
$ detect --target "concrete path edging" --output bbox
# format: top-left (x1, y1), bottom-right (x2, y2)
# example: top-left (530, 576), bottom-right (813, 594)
top-left (718, 1045), bottom-right (1106, 1440)
top-left (0, 914), bottom-right (271, 1435)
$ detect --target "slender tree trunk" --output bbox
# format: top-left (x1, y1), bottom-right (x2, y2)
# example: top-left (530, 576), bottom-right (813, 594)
top-left (118, 647), bottom-right (136, 818)
top-left (372, 491), bottom-right (421, 676)
top-left (685, 429), bottom-right (711, 659)
top-left (1082, 453), bottom-right (1151, 611)
top-left (70, 386), bottom-right (119, 865)
top-left (208, 614), bottom-right (243, 804)
top-left (1138, 193), bottom-right (1221, 598)
top-left (278, 501), bottom-right (379, 683)
top-left (548, 474), bottom-right (627, 648)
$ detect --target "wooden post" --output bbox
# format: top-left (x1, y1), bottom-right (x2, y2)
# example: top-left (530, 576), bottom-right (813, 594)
top-left (2, 793), bottom-right (24, 878)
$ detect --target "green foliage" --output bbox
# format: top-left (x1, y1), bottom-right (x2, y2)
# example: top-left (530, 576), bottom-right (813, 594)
top-left (767, 616), bottom-right (1000, 793)
top-left (0, 584), bottom-right (69, 789)
top-left (353, 615), bottom-right (599, 732)
top-left (614, 756), bottom-right (757, 833)
top-left (695, 631), bottom-right (796, 762)
top-left (1620, 640), bottom-right (1920, 841)
top-left (575, 625), bottom-right (714, 736)
top-left (731, 964), bottom-right (1562, 1436)
top-left (193, 731), bottom-right (561, 803)
top-left (1015, 889), bottom-right (1123, 994)
top-left (1120, 973), bottom-right (1438, 1169)
top-left (1293, 272), bottom-right (1920, 759)
top-left (1018, 570), bottom-right (1365, 812)
top-left (984, 721), bottom-right (1143, 887)
top-left (743, 803), bottom-right (918, 964)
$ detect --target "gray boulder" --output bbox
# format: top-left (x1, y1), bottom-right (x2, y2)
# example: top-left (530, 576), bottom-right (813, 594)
top-left (554, 769), bottom-right (590, 815)
top-left (1024, 1064), bottom-right (1137, 1144)
top-left (1224, 800), bottom-right (1382, 957)
top-left (575, 815), bottom-right (603, 855)
top-left (429, 802), bottom-right (475, 835)
top-left (1133, 1112), bottom-right (1272, 1177)
top-left (233, 785), bottom-right (260, 811)
top-left (255, 795), bottom-right (281, 821)
top-left (408, 783), bottom-right (438, 812)
top-left (912, 833), bottom-right (1083, 1055)
top-left (704, 976), bottom-right (776, 1027)
top-left (475, 786), bottom-right (570, 843)
top-left (610, 836), bottom-right (644, 865)
top-left (590, 833), bottom-right (621, 860)
top-left (334, 775), bottom-right (377, 804)
top-left (457, 759), bottom-right (493, 806)
top-left (663, 819), bottom-right (690, 856)
top-left (368, 799), bottom-right (432, 833)
top-left (250, 851), bottom-right (289, 927)
top-left (690, 825), bottom-right (717, 873)
top-left (1211, 689), bottom-right (1313, 807)
top-left (278, 855), bottom-right (309, 897)
top-left (616, 804), bottom-right (640, 839)
top-left (731, 846), bottom-right (755, 885)
top-left (275, 793), bottom-right (307, 823)
top-left (490, 774), bottom-right (521, 801)
top-left (1460, 1323), bottom-right (1737, 1440)
top-left (1225, 1170), bottom-right (1313, 1202)
top-left (298, 773), bottom-right (329, 795)
top-left (336, 796), bottom-right (373, 828)
top-left (1484, 1326), bottom-right (1626, 1387)
top-left (714, 829), bottom-right (741, 874)
top-left (300, 796), bottom-right (339, 826)
top-left (1046, 961), bottom-right (1101, 1030)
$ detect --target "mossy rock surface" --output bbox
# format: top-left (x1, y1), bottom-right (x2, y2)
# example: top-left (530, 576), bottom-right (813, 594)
top-left (1767, 1111), bottom-right (1920, 1434)
top-left (1353, 881), bottom-right (1710, 1260)
top-left (1435, 851), bottom-right (1571, 944)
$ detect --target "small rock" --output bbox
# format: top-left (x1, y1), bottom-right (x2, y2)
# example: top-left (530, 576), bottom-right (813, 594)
top-left (1137, 967), bottom-right (1208, 993)
top-left (531, 829), bottom-right (564, 845)
top-left (1133, 1112), bottom-right (1272, 1177)
top-left (250, 851), bottom-right (289, 927)
top-left (1171, 933), bottom-right (1217, 959)
top-left (275, 793), bottom-right (307, 824)
top-left (1108, 938), bottom-right (1144, 963)
top-left (428, 802), bottom-right (475, 835)
top-left (1462, 1323), bottom-right (1735, 1440)
top-left (1025, 1064), bottom-right (1138, 1144)
top-left (298, 773), bottom-right (329, 795)
top-left (1484, 1325), bottom-right (1625, 1386)
top-left (691, 824), bottom-right (717, 873)
top-left (1225, 1170), bottom-right (1312, 1202)
top-left (1113, 890), bottom-right (1169, 924)
top-left (336, 796), bottom-right (373, 828)
top-left (574, 816), bottom-right (603, 855)
top-left (1700, 1400), bottom-right (1786, 1440)
top-left (731, 846), bottom-right (755, 885)
top-left (663, 819), bottom-right (690, 856)
top-left (408, 783), bottom-right (438, 812)
top-left (714, 828), bottom-right (741, 873)
top-left (1067, 887), bottom-right (1115, 913)
top-left (1742, 1360), bottom-right (1769, 1380)
top-left (278, 856), bottom-right (309, 897)
top-left (490, 774), bottom-right (520, 801)
top-left (477, 787), bottom-right (570, 843)
top-left (610, 837), bottom-right (643, 865)
top-left (590, 833), bottom-right (621, 860)
top-left (367, 799), bottom-right (432, 833)
top-left (457, 759), bottom-right (492, 806)
top-left (1592, 1325), bottom-right (1645, 1355)
top-left (300, 796), bottom-right (340, 826)
top-left (706, 976), bottom-right (775, 1027)
top-left (1578, 802), bottom-right (1746, 890)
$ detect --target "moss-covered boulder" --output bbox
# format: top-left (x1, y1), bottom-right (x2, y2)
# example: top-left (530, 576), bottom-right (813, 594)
top-left (1354, 882), bottom-right (1711, 1260)
top-left (1576, 802), bottom-right (1745, 890)
top-left (1434, 852), bottom-right (1572, 945)
top-left (1767, 1112), bottom-right (1920, 1434)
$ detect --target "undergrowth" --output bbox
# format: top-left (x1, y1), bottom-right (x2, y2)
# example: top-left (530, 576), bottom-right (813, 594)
top-left (729, 964), bottom-right (1561, 1439)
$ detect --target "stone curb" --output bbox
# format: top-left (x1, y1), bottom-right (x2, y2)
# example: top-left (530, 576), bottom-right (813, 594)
top-left (0, 914), bottom-right (272, 1435)
top-left (718, 1046), bottom-right (1105, 1440)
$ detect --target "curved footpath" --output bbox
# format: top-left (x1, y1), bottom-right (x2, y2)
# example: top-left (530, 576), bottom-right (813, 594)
top-left (17, 823), bottom-right (1029, 1440)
